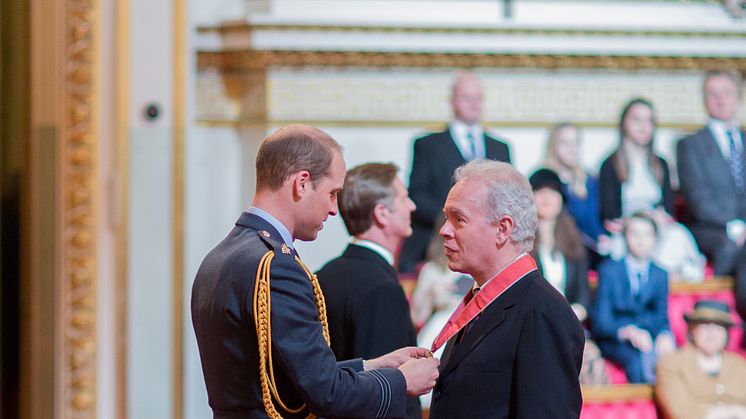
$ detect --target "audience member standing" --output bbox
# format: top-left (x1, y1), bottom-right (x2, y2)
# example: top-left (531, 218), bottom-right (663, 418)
top-left (656, 300), bottom-right (746, 419)
top-left (600, 98), bottom-right (705, 282)
top-left (399, 73), bottom-right (511, 274)
top-left (678, 70), bottom-right (746, 329)
top-left (316, 163), bottom-right (422, 419)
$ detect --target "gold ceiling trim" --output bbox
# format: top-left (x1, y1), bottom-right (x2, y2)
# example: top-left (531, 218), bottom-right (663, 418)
top-left (61, 0), bottom-right (99, 415)
top-left (197, 22), bottom-right (746, 39)
top-left (197, 50), bottom-right (746, 72)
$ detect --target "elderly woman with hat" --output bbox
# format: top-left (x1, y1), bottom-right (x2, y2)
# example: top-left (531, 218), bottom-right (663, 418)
top-left (656, 300), bottom-right (746, 419)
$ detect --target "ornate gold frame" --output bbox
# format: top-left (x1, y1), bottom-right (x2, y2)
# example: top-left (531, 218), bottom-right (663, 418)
top-left (60, 0), bottom-right (99, 416)
top-left (198, 50), bottom-right (746, 73)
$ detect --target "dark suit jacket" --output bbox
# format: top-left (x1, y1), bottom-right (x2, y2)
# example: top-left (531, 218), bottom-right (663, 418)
top-left (592, 258), bottom-right (670, 343)
top-left (191, 212), bottom-right (407, 419)
top-left (598, 153), bottom-right (674, 223)
top-left (429, 270), bottom-right (584, 419)
top-left (678, 128), bottom-right (746, 320)
top-left (316, 244), bottom-right (421, 419)
top-left (399, 128), bottom-right (511, 272)
top-left (677, 127), bottom-right (746, 229)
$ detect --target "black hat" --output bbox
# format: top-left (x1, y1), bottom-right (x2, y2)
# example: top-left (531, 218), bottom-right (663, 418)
top-left (683, 300), bottom-right (734, 328)
top-left (529, 168), bottom-right (564, 196)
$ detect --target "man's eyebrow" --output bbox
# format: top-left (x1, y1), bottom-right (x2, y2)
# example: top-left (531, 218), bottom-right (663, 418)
top-left (444, 207), bottom-right (466, 217)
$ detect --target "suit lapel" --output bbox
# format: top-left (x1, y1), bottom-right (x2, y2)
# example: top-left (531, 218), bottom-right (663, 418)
top-left (444, 128), bottom-right (469, 165)
top-left (702, 127), bottom-right (733, 180)
top-left (439, 274), bottom-right (533, 379)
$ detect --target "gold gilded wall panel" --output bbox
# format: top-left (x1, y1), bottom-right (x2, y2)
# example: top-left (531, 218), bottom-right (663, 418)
top-left (60, 0), bottom-right (98, 416)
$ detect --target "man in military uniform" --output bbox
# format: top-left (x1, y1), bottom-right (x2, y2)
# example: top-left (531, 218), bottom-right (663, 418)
top-left (191, 125), bottom-right (439, 419)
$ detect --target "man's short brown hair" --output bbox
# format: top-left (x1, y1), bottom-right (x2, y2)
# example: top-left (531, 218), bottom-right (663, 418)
top-left (255, 125), bottom-right (343, 191)
top-left (339, 163), bottom-right (399, 236)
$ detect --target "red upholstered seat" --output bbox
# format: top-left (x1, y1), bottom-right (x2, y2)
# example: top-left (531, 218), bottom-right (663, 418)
top-left (581, 385), bottom-right (656, 419)
top-left (580, 401), bottom-right (657, 419)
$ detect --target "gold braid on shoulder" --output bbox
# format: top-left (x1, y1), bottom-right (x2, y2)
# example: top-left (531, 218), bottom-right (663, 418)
top-left (253, 250), bottom-right (331, 419)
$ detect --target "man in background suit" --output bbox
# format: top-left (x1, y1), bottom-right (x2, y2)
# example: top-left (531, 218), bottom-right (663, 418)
top-left (677, 69), bottom-right (746, 334)
top-left (191, 125), bottom-right (439, 418)
top-left (317, 162), bottom-right (421, 418)
top-left (398, 73), bottom-right (512, 274)
top-left (428, 160), bottom-right (583, 419)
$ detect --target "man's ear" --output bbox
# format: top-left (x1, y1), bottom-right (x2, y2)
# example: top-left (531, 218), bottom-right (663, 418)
top-left (495, 215), bottom-right (514, 246)
top-left (372, 203), bottom-right (388, 227)
top-left (291, 170), bottom-right (312, 201)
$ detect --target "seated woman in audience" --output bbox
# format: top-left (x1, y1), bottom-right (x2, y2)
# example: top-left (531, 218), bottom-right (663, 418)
top-left (529, 168), bottom-right (609, 385)
top-left (656, 300), bottom-right (746, 419)
top-left (599, 97), bottom-right (705, 282)
top-left (544, 122), bottom-right (611, 261)
top-left (593, 212), bottom-right (676, 383)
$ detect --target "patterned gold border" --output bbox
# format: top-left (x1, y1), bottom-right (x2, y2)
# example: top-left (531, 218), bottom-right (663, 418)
top-left (197, 50), bottom-right (746, 73)
top-left (61, 0), bottom-right (98, 416)
top-left (198, 22), bottom-right (746, 39)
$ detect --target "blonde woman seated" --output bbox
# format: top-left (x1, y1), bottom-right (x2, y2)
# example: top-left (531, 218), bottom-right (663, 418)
top-left (656, 300), bottom-right (746, 419)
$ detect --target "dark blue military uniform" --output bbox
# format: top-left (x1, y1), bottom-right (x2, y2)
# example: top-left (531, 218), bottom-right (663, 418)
top-left (192, 212), bottom-right (407, 418)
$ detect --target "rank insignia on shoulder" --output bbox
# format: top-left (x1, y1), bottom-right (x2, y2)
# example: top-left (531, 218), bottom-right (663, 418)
top-left (281, 243), bottom-right (291, 255)
top-left (260, 230), bottom-right (270, 238)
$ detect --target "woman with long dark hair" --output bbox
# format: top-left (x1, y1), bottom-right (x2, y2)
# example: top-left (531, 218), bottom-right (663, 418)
top-left (599, 98), bottom-right (705, 282)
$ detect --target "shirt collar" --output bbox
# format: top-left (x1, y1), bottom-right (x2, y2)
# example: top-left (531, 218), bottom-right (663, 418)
top-left (707, 119), bottom-right (742, 158)
top-left (248, 206), bottom-right (294, 248)
top-left (352, 238), bottom-right (394, 266)
top-left (450, 120), bottom-right (482, 139)
top-left (624, 255), bottom-right (650, 277)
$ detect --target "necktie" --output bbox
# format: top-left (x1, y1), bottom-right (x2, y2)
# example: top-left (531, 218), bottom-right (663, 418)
top-left (465, 131), bottom-right (477, 161)
top-left (631, 271), bottom-right (641, 297)
top-left (727, 129), bottom-right (744, 194)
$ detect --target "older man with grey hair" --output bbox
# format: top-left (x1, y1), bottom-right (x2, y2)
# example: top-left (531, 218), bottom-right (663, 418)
top-left (428, 160), bottom-right (584, 419)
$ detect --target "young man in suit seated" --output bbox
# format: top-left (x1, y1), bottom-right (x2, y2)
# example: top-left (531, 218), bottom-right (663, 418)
top-left (191, 125), bottom-right (439, 418)
top-left (593, 212), bottom-right (676, 384)
top-left (316, 162), bottom-right (422, 419)
top-left (399, 73), bottom-right (512, 274)
top-left (428, 160), bottom-right (584, 419)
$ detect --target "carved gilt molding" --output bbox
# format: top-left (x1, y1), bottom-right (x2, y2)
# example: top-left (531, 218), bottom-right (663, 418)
top-left (61, 0), bottom-right (98, 416)
top-left (198, 50), bottom-right (746, 73)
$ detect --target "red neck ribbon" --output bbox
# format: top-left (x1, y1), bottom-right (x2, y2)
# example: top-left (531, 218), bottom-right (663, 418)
top-left (430, 253), bottom-right (537, 352)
